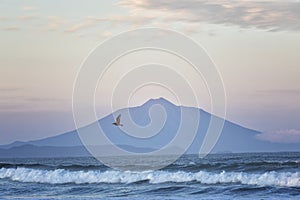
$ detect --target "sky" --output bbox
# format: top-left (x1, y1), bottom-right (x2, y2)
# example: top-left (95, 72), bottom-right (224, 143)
top-left (0, 0), bottom-right (300, 145)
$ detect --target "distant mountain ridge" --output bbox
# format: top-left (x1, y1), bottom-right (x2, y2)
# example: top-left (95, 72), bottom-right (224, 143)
top-left (1, 98), bottom-right (300, 157)
top-left (1, 131), bottom-right (81, 149)
top-left (0, 144), bottom-right (160, 158)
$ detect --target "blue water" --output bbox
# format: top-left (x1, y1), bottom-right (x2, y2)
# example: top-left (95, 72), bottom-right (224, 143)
top-left (0, 152), bottom-right (299, 199)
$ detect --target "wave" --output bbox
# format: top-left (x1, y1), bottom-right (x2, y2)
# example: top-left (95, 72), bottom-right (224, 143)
top-left (1, 160), bottom-right (298, 172)
top-left (0, 163), bottom-right (106, 171)
top-left (166, 160), bottom-right (300, 173)
top-left (0, 167), bottom-right (299, 187)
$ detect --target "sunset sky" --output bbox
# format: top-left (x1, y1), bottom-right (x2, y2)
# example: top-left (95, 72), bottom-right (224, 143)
top-left (1, 0), bottom-right (300, 145)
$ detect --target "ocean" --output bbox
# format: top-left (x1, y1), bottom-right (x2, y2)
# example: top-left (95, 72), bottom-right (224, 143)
top-left (0, 152), bottom-right (299, 200)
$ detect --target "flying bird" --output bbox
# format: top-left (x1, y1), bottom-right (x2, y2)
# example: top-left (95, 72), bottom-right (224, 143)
top-left (112, 114), bottom-right (123, 126)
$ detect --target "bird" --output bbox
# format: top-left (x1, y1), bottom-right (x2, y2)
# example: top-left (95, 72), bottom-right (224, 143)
top-left (112, 114), bottom-right (123, 126)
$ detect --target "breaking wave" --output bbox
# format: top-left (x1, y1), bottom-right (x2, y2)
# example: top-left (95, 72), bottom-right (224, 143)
top-left (0, 167), bottom-right (299, 187)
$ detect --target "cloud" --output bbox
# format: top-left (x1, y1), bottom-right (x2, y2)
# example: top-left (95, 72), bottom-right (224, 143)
top-left (0, 87), bottom-right (67, 112)
top-left (21, 6), bottom-right (38, 11)
top-left (8, 1), bottom-right (299, 37)
top-left (3, 1), bottom-right (299, 37)
top-left (0, 17), bottom-right (9, 21)
top-left (63, 14), bottom-right (156, 36)
top-left (24, 97), bottom-right (65, 103)
top-left (43, 16), bottom-right (67, 31)
top-left (117, 0), bottom-right (300, 31)
top-left (0, 96), bottom-right (68, 112)
top-left (101, 30), bottom-right (112, 38)
top-left (2, 26), bottom-right (19, 31)
top-left (65, 19), bottom-right (96, 33)
top-left (0, 104), bottom-right (26, 111)
top-left (255, 129), bottom-right (300, 143)
top-left (18, 15), bottom-right (39, 20)
top-left (0, 87), bottom-right (21, 92)
top-left (257, 89), bottom-right (300, 96)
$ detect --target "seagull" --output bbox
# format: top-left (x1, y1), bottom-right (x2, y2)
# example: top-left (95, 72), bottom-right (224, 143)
top-left (112, 114), bottom-right (123, 126)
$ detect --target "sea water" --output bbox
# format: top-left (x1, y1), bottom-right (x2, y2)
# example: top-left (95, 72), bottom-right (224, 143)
top-left (0, 152), bottom-right (299, 199)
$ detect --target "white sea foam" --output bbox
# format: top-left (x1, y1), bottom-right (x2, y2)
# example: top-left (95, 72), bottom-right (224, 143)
top-left (0, 167), bottom-right (299, 187)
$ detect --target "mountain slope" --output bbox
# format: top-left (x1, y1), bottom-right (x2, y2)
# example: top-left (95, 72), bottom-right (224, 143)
top-left (1, 98), bottom-right (299, 157)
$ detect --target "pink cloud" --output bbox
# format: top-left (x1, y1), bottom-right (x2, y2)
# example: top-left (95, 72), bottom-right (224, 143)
top-left (43, 16), bottom-right (67, 31)
top-left (18, 15), bottom-right (39, 20)
top-left (65, 20), bottom-right (96, 33)
top-left (117, 0), bottom-right (300, 31)
top-left (255, 129), bottom-right (300, 143)
top-left (3, 26), bottom-right (20, 31)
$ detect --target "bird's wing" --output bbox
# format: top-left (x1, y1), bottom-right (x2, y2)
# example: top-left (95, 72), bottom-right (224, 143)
top-left (116, 114), bottom-right (121, 124)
